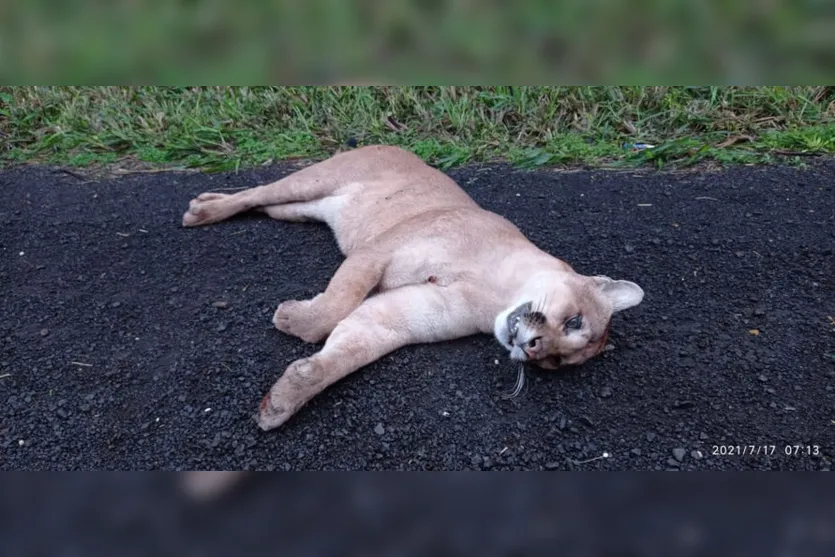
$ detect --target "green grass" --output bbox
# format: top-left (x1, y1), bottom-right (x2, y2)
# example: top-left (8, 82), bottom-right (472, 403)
top-left (1, 86), bottom-right (834, 173)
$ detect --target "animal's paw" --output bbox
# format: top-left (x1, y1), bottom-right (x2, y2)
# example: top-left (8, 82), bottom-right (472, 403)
top-left (182, 192), bottom-right (230, 227)
top-left (256, 391), bottom-right (291, 431)
top-left (272, 297), bottom-right (330, 343)
top-left (256, 358), bottom-right (323, 431)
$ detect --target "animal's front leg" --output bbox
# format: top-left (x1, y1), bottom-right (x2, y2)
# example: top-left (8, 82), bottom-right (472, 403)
top-left (272, 250), bottom-right (387, 343)
top-left (258, 282), bottom-right (479, 431)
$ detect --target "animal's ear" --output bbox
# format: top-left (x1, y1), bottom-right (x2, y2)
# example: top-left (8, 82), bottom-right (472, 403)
top-left (592, 276), bottom-right (644, 313)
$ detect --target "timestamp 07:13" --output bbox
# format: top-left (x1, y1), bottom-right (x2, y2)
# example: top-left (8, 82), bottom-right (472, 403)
top-left (711, 445), bottom-right (821, 457)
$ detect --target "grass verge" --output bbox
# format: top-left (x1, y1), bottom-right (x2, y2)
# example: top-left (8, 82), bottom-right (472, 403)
top-left (2, 86), bottom-right (834, 173)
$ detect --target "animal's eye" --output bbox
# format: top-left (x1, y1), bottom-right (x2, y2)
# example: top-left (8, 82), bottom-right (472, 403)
top-left (565, 315), bottom-right (583, 330)
top-left (527, 337), bottom-right (541, 349)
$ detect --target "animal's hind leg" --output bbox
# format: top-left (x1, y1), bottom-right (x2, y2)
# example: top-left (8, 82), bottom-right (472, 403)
top-left (257, 282), bottom-right (479, 431)
top-left (182, 156), bottom-right (354, 227)
top-left (255, 201), bottom-right (322, 223)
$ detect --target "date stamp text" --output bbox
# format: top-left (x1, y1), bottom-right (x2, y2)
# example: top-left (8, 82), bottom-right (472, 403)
top-left (711, 444), bottom-right (821, 457)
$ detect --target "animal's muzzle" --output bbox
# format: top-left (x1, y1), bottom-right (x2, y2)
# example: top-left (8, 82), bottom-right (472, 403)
top-left (506, 302), bottom-right (532, 338)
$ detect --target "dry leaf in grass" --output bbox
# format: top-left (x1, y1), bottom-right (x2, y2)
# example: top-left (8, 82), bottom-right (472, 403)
top-left (717, 135), bottom-right (755, 149)
top-left (385, 116), bottom-right (407, 132)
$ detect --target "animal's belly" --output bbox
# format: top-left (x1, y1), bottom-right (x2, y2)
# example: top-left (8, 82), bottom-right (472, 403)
top-left (379, 263), bottom-right (444, 291)
top-left (378, 244), bottom-right (460, 291)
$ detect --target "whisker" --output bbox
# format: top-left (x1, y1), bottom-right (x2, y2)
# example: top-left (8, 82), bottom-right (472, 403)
top-left (535, 294), bottom-right (547, 316)
top-left (502, 364), bottom-right (527, 399)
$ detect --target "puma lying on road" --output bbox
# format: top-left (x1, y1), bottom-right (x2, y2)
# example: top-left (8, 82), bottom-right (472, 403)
top-left (182, 145), bottom-right (644, 433)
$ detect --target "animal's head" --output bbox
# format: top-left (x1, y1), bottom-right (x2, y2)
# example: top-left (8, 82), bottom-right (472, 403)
top-left (493, 274), bottom-right (644, 369)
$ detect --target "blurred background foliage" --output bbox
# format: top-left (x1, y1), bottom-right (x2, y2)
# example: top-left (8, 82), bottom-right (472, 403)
top-left (0, 1), bottom-right (833, 83)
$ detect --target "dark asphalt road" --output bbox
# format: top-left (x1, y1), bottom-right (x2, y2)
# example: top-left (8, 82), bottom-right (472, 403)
top-left (1, 160), bottom-right (833, 471)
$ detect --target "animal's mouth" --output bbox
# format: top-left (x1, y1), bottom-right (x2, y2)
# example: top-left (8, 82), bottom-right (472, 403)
top-left (506, 301), bottom-right (532, 340)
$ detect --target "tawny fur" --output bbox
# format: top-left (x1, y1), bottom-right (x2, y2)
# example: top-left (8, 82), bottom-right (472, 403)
top-left (180, 145), bottom-right (643, 452)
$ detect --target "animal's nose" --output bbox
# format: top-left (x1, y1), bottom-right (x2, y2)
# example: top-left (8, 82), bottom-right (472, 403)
top-left (509, 346), bottom-right (527, 361)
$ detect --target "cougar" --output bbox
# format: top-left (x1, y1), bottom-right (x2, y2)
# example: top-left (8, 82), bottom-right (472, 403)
top-left (182, 145), bottom-right (643, 433)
